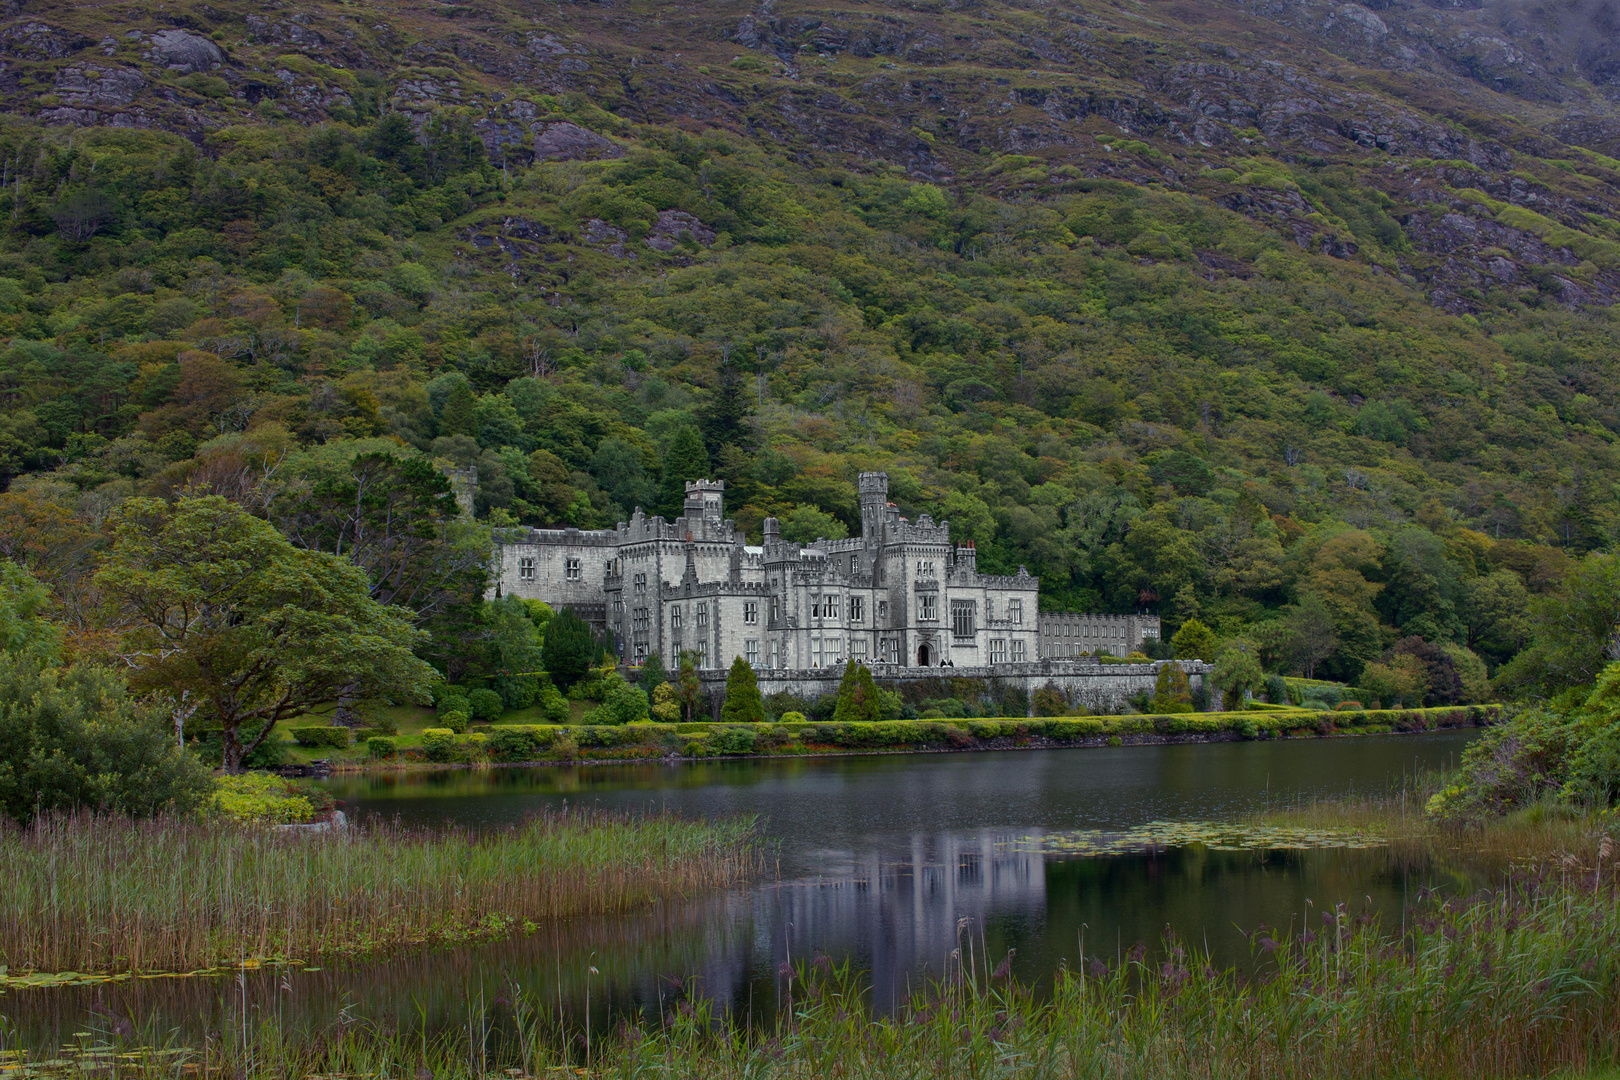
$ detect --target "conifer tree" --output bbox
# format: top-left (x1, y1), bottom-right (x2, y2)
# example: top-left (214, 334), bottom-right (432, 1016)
top-left (638, 652), bottom-right (667, 696)
top-left (1151, 662), bottom-right (1193, 713)
top-left (659, 427), bottom-right (710, 518)
top-left (833, 660), bottom-right (883, 723)
top-left (438, 381), bottom-right (477, 438)
top-left (541, 608), bottom-right (596, 692)
top-left (720, 654), bottom-right (764, 724)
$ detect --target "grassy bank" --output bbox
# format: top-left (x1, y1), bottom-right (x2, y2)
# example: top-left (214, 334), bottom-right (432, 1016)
top-left (0, 809), bottom-right (757, 976)
top-left (304, 704), bottom-right (1498, 768)
top-left (8, 821), bottom-right (1618, 1079)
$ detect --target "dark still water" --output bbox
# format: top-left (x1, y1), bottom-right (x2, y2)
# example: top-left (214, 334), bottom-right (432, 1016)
top-left (5, 733), bottom-right (1482, 1046)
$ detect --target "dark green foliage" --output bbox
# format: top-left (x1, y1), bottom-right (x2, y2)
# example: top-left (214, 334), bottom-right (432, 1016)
top-left (720, 655), bottom-right (765, 724)
top-left (486, 727), bottom-right (541, 762)
top-left (466, 689), bottom-right (504, 722)
top-left (0, 654), bottom-right (213, 825)
top-left (832, 661), bottom-right (888, 723)
top-left (638, 653), bottom-right (667, 696)
top-left (291, 726), bottom-right (352, 749)
top-left (709, 726), bottom-right (759, 754)
top-left (658, 427), bottom-right (709, 516)
top-left (593, 680), bottom-right (651, 725)
top-left (366, 736), bottom-right (396, 760)
top-left (541, 609), bottom-right (597, 693)
top-left (1151, 663), bottom-right (1195, 714)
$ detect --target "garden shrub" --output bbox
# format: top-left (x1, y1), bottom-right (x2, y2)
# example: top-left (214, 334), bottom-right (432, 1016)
top-left (438, 694), bottom-right (470, 718)
top-left (467, 689), bottom-right (504, 722)
top-left (439, 710), bottom-right (469, 734)
top-left (943, 723), bottom-right (975, 748)
top-left (292, 726), bottom-right (351, 749)
top-left (967, 720), bottom-right (1004, 739)
top-left (710, 726), bottom-right (759, 754)
top-left (1337, 700), bottom-right (1364, 711)
top-left (550, 731), bottom-right (579, 761)
top-left (486, 727), bottom-right (539, 762)
top-left (537, 681), bottom-right (569, 723)
top-left (421, 727), bottom-right (457, 762)
top-left (367, 736), bottom-right (396, 760)
top-left (779, 711), bottom-right (807, 724)
top-left (599, 682), bottom-right (651, 725)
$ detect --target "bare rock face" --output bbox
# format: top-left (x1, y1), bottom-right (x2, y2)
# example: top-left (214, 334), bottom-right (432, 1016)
top-left (644, 210), bottom-right (716, 252)
top-left (532, 121), bottom-right (623, 161)
top-left (146, 29), bottom-right (225, 74)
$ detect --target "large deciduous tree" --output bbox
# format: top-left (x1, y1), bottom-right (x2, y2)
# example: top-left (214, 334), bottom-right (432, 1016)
top-left (96, 496), bottom-right (435, 772)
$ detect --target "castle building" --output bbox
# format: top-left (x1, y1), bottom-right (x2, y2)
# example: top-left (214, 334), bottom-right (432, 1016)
top-left (489, 472), bottom-right (1159, 671)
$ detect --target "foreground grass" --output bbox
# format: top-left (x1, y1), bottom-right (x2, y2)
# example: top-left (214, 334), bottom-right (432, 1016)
top-left (8, 812), bottom-right (1620, 1079)
top-left (0, 809), bottom-right (757, 975)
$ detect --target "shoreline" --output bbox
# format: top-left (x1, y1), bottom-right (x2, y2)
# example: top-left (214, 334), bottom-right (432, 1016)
top-left (320, 713), bottom-right (1489, 774)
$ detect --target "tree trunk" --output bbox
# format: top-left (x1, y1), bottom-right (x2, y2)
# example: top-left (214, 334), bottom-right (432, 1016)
top-left (221, 726), bottom-right (246, 774)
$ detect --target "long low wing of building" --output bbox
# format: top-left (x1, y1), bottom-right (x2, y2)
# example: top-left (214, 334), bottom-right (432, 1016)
top-left (490, 471), bottom-right (1158, 672)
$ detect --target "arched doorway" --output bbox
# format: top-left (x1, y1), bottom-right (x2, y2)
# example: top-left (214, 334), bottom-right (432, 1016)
top-left (917, 642), bottom-right (933, 667)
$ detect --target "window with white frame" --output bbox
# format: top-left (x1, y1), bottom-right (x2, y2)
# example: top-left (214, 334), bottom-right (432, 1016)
top-left (634, 641), bottom-right (647, 659)
top-left (877, 600), bottom-right (888, 621)
top-left (612, 597), bottom-right (624, 614)
top-left (918, 594), bottom-right (937, 621)
top-left (633, 573), bottom-right (647, 594)
top-left (696, 640), bottom-right (708, 667)
top-left (849, 596), bottom-right (864, 622)
top-left (811, 637), bottom-right (824, 667)
top-left (767, 640), bottom-right (780, 668)
top-left (828, 636), bottom-right (842, 664)
top-left (744, 601), bottom-right (758, 624)
top-left (671, 607), bottom-right (682, 631)
top-left (919, 560), bottom-right (936, 578)
top-left (696, 602), bottom-right (708, 628)
top-left (1011, 640), bottom-right (1027, 662)
top-left (770, 596), bottom-right (780, 622)
top-left (565, 557), bottom-right (581, 580)
top-left (1008, 599), bottom-right (1023, 625)
top-left (990, 639), bottom-right (1008, 664)
top-left (746, 639), bottom-right (760, 666)
top-left (826, 595), bottom-right (840, 621)
top-left (810, 595), bottom-right (822, 618)
top-left (850, 638), bottom-right (868, 660)
top-left (518, 556), bottom-right (535, 580)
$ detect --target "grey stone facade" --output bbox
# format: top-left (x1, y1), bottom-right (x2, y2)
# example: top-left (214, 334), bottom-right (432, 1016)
top-left (489, 471), bottom-right (1164, 689)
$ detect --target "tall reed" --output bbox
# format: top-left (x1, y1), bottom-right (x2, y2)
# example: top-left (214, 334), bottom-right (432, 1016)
top-left (0, 808), bottom-right (757, 974)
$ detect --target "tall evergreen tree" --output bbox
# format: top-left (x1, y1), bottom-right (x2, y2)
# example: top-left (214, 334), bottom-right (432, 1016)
top-left (701, 356), bottom-right (752, 458)
top-left (438, 381), bottom-right (478, 438)
top-left (540, 608), bottom-right (596, 692)
top-left (833, 660), bottom-right (883, 723)
top-left (719, 654), bottom-right (764, 724)
top-left (658, 427), bottom-right (710, 517)
top-left (638, 651), bottom-right (667, 696)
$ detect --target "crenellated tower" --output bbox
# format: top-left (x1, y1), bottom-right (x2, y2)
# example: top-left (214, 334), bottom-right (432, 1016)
top-left (858, 471), bottom-right (889, 542)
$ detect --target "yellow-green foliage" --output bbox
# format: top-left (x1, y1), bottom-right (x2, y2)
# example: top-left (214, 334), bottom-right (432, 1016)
top-left (212, 774), bottom-right (314, 825)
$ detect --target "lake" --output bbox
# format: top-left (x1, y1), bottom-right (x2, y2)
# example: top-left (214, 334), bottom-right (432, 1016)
top-left (4, 732), bottom-right (1482, 1048)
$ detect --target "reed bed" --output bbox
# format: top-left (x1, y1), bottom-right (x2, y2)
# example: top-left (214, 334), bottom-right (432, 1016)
top-left (11, 830), bottom-right (1620, 1079)
top-left (0, 808), bottom-right (757, 974)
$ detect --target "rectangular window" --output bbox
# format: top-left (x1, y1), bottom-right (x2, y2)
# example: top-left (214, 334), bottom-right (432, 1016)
top-left (951, 600), bottom-right (975, 639)
top-left (850, 638), bottom-right (868, 660)
top-left (826, 595), bottom-right (840, 622)
top-left (1011, 640), bottom-right (1027, 662)
top-left (633, 573), bottom-right (647, 594)
top-left (565, 557), bottom-right (581, 581)
top-left (696, 640), bottom-right (708, 668)
top-left (850, 554), bottom-right (859, 574)
top-left (744, 601), bottom-right (758, 625)
top-left (767, 640), bottom-right (780, 668)
top-left (919, 560), bottom-right (936, 578)
top-left (518, 556), bottom-right (535, 580)
top-left (746, 639), bottom-right (760, 666)
top-left (877, 600), bottom-right (888, 621)
top-left (849, 597), bottom-right (864, 622)
top-left (671, 607), bottom-right (682, 631)
top-left (634, 641), bottom-right (647, 660)
top-left (1008, 599), bottom-right (1023, 625)
top-left (696, 602), bottom-right (708, 628)
top-left (812, 637), bottom-right (823, 668)
top-left (810, 595), bottom-right (822, 618)
top-left (828, 636), bottom-right (842, 664)
top-left (919, 594), bottom-right (937, 621)
top-left (990, 639), bottom-right (1008, 664)
top-left (612, 597), bottom-right (624, 614)
top-left (770, 597), bottom-right (780, 623)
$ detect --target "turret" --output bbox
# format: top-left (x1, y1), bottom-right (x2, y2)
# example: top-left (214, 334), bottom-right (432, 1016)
top-left (859, 471), bottom-right (889, 541)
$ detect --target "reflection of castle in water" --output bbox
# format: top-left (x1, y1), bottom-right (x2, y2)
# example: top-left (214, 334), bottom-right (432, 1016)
top-left (756, 831), bottom-right (1048, 1007)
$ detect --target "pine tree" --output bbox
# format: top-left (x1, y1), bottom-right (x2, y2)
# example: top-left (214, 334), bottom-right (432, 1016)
top-left (540, 608), bottom-right (596, 692)
top-left (833, 660), bottom-right (882, 723)
top-left (658, 427), bottom-right (709, 518)
top-left (1150, 662), bottom-right (1193, 713)
top-left (701, 356), bottom-right (752, 457)
top-left (438, 380), bottom-right (477, 438)
top-left (719, 654), bottom-right (764, 723)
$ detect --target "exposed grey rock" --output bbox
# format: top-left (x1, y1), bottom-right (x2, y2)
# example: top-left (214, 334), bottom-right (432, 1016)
top-left (533, 121), bottom-right (623, 161)
top-left (145, 29), bottom-right (224, 74)
top-left (0, 21), bottom-right (90, 60)
top-left (579, 217), bottom-right (636, 258)
top-left (52, 65), bottom-right (146, 108)
top-left (644, 210), bottom-right (716, 252)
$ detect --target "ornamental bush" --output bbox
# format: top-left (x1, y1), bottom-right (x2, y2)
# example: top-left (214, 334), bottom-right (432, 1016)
top-left (367, 736), bottom-right (397, 760)
top-left (438, 694), bottom-right (471, 718)
top-left (486, 727), bottom-right (540, 762)
top-left (467, 689), bottom-right (504, 722)
top-left (438, 710), bottom-right (469, 734)
top-left (709, 726), bottom-right (759, 754)
top-left (421, 727), bottom-right (457, 762)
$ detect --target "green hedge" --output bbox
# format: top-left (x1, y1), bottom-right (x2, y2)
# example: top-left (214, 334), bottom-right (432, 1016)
top-left (357, 706), bottom-right (1499, 765)
top-left (291, 726), bottom-right (352, 749)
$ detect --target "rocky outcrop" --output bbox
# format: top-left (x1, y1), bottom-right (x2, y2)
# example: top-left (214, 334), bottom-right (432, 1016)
top-left (144, 29), bottom-right (224, 74)
top-left (532, 121), bottom-right (622, 161)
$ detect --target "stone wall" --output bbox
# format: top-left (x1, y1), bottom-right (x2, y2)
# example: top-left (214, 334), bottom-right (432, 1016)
top-left (693, 659), bottom-right (1209, 717)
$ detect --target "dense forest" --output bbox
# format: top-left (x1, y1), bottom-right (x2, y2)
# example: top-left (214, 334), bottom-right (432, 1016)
top-left (3, 0), bottom-right (1620, 704)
